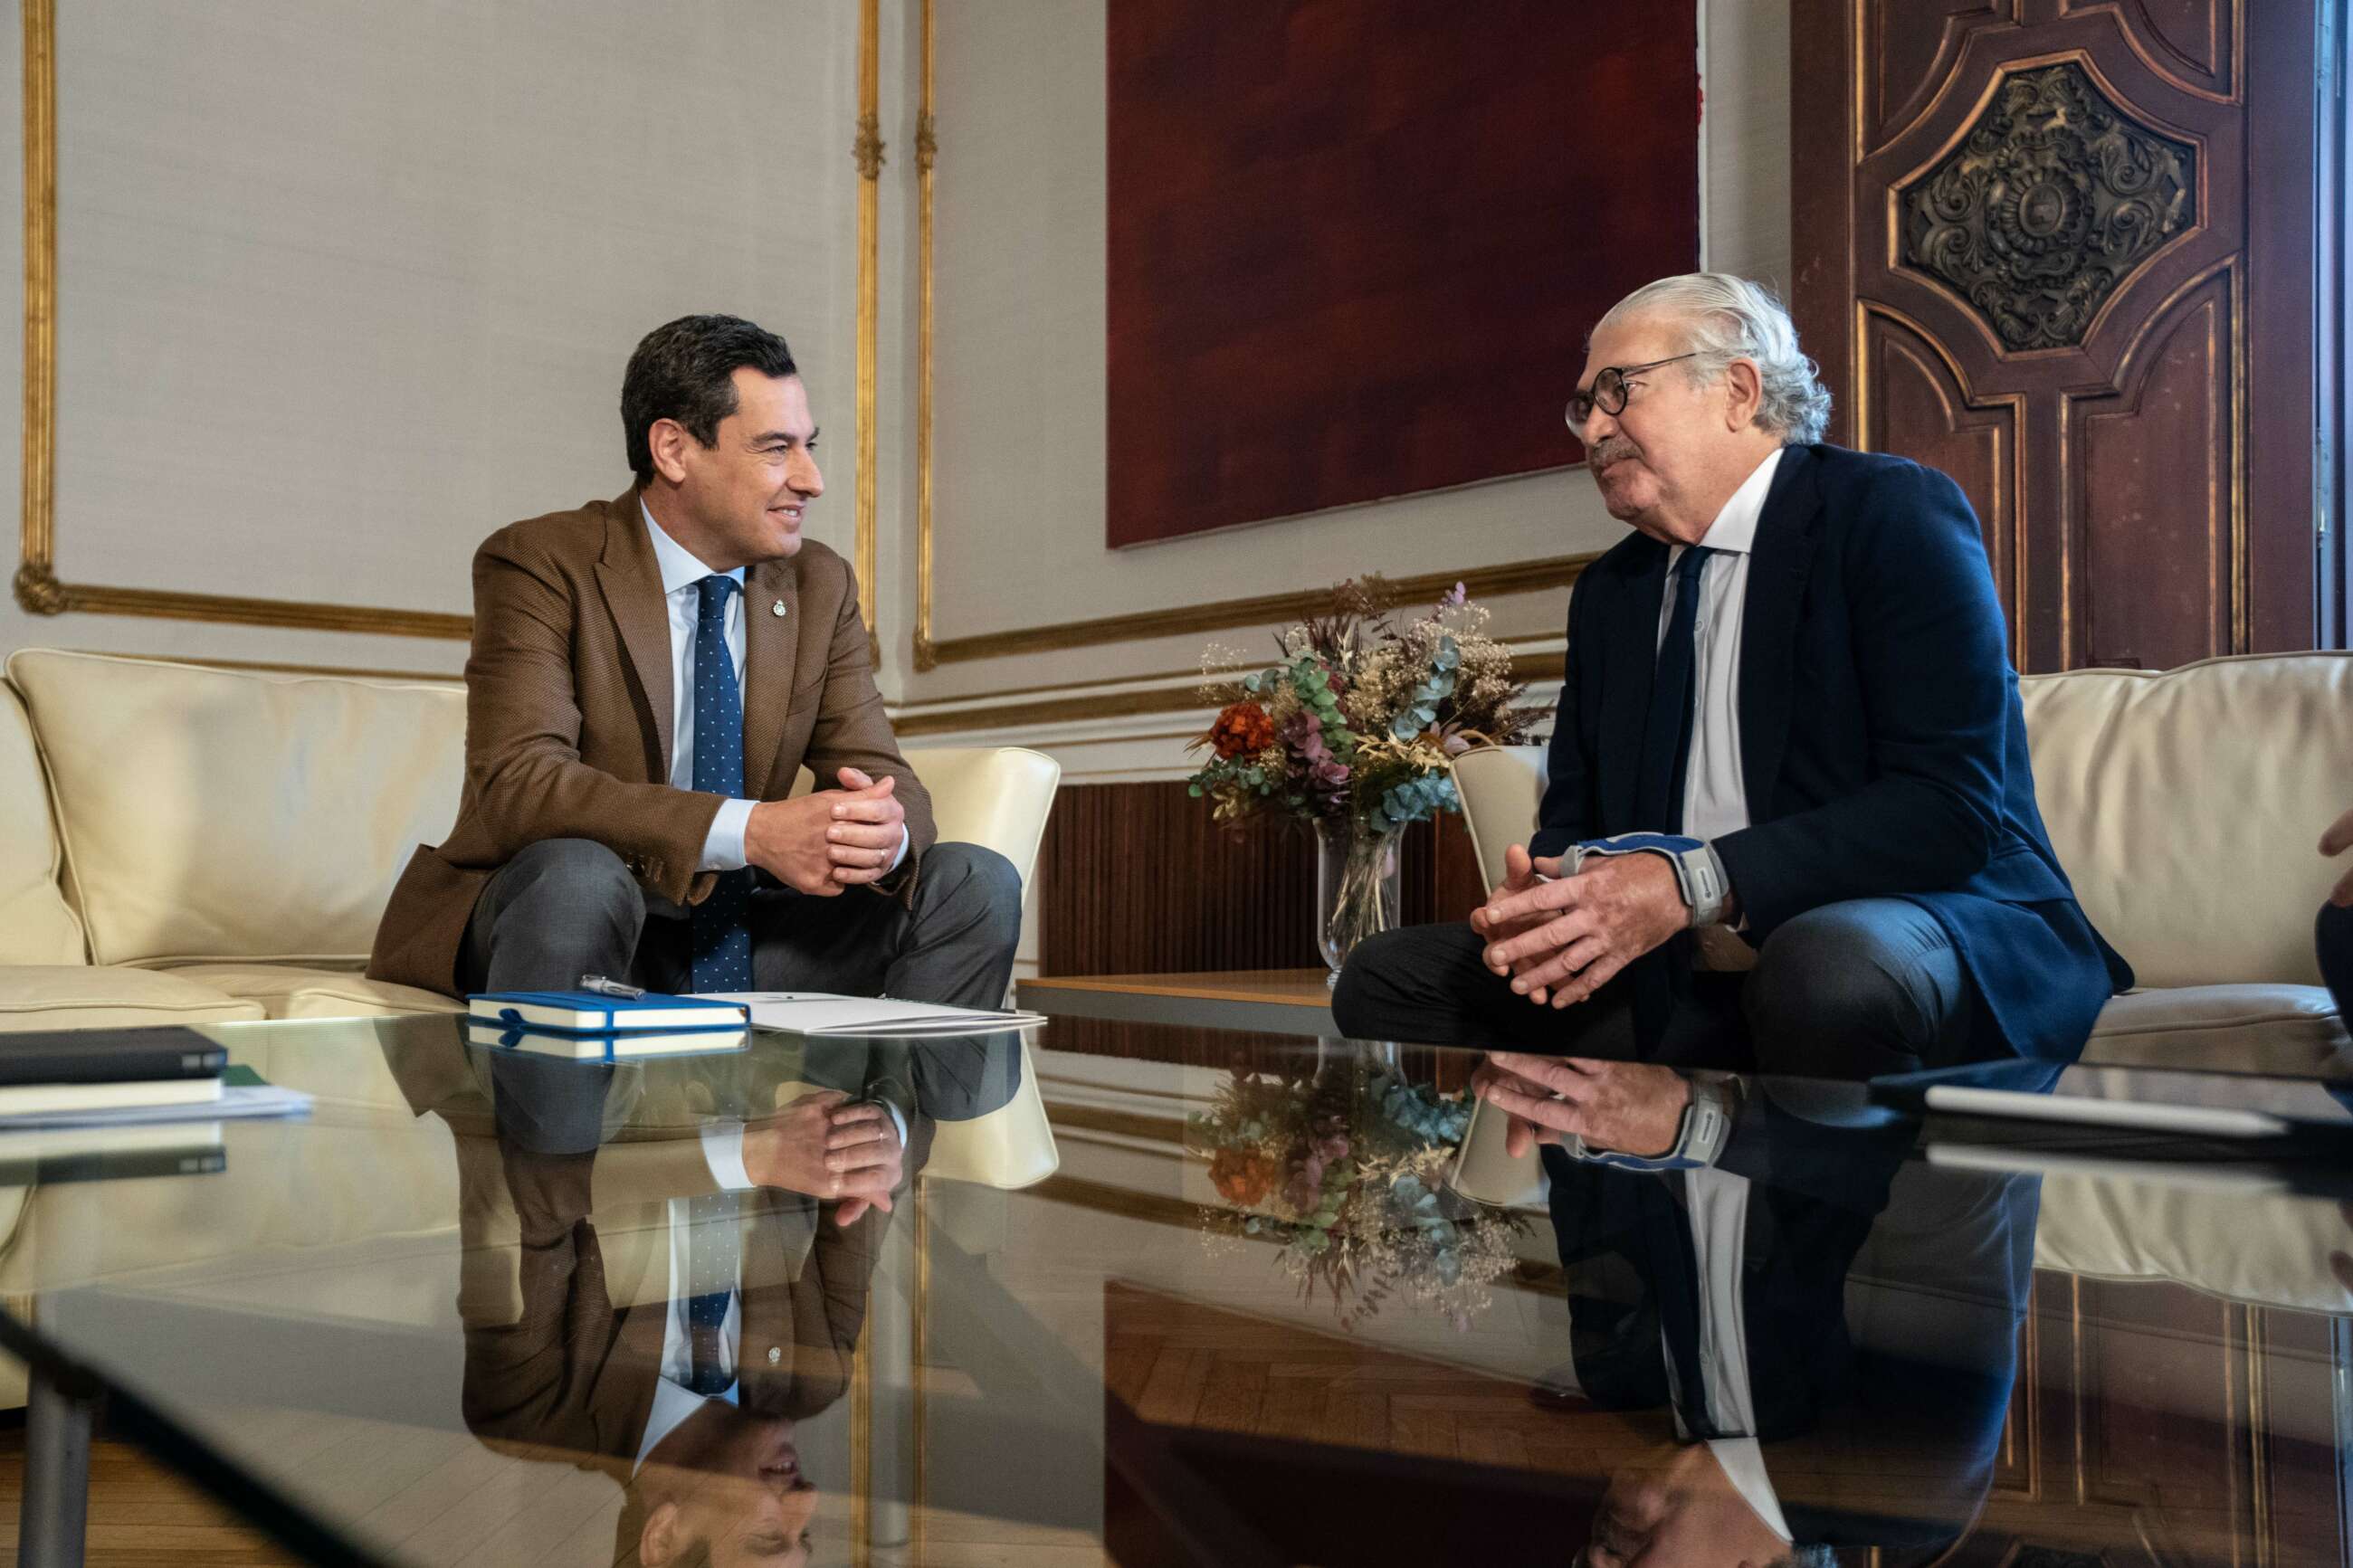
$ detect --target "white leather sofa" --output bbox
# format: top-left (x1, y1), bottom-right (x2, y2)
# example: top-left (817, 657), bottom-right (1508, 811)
top-left (1451, 651), bottom-right (2353, 1074)
top-left (0, 648), bottom-right (1063, 1034)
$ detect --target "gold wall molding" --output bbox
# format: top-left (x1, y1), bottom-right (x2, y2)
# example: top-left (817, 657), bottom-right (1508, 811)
top-left (916, 551), bottom-right (1593, 668)
top-left (889, 615), bottom-right (1567, 737)
top-left (16, 0), bottom-right (53, 623)
top-left (14, 0), bottom-right (882, 650)
top-left (853, 0), bottom-right (882, 651)
top-left (912, 0), bottom-right (939, 671)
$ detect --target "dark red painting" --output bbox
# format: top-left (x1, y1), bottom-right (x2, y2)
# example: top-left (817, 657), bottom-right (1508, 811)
top-left (1106, 1), bottom-right (1700, 547)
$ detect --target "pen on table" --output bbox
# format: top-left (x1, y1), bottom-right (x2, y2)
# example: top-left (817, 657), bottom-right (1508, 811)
top-left (579, 974), bottom-right (646, 1000)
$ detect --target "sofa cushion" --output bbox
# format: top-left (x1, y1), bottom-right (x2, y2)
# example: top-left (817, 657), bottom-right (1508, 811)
top-left (0, 966), bottom-right (264, 1030)
top-left (166, 964), bottom-right (462, 1022)
top-left (0, 683), bottom-right (84, 965)
top-left (2079, 984), bottom-right (2347, 1075)
top-left (2022, 653), bottom-right (2353, 989)
top-left (2034, 1180), bottom-right (2353, 1313)
top-left (5, 651), bottom-right (464, 967)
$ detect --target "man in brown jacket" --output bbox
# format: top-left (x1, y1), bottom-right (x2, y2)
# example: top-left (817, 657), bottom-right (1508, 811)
top-left (368, 314), bottom-right (1019, 1007)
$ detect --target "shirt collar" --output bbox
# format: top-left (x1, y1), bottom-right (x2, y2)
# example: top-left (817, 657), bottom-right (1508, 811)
top-left (1691, 446), bottom-right (1785, 558)
top-left (642, 499), bottom-right (747, 598)
top-left (635, 1375), bottom-right (738, 1475)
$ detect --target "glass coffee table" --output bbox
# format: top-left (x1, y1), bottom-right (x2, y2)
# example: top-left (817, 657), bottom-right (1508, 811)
top-left (0, 1006), bottom-right (2348, 1566)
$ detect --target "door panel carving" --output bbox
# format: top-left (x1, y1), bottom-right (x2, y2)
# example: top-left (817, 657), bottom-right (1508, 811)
top-left (1898, 61), bottom-right (2197, 353)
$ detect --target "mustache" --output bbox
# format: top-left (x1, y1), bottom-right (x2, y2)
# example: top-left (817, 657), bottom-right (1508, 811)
top-left (1586, 437), bottom-right (1641, 471)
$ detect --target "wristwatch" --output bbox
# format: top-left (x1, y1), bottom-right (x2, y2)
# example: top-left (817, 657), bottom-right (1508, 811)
top-left (1566, 1073), bottom-right (1741, 1172)
top-left (1561, 832), bottom-right (1732, 928)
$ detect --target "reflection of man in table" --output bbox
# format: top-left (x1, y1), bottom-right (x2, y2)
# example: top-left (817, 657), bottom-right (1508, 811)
top-left (384, 1028), bottom-right (1021, 1567)
top-left (1543, 1079), bottom-right (2034, 1567)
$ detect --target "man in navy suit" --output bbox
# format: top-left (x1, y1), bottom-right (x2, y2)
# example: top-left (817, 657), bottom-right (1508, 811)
top-left (1335, 272), bottom-right (2131, 1157)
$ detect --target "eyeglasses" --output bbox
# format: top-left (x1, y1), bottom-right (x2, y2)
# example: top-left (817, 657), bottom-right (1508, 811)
top-left (1566, 354), bottom-right (1698, 432)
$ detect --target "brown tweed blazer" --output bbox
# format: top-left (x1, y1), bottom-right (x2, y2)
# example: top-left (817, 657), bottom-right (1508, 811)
top-left (368, 485), bottom-right (934, 997)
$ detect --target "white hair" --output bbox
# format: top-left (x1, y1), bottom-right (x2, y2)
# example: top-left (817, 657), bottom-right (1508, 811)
top-left (1597, 272), bottom-right (1832, 445)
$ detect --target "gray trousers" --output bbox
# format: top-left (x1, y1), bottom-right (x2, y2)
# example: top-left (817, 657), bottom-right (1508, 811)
top-left (1331, 898), bottom-right (1981, 1079)
top-left (460, 838), bottom-right (1024, 1010)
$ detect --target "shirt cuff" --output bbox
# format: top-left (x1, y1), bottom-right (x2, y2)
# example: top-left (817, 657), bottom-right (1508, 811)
top-left (700, 1124), bottom-right (757, 1192)
top-left (887, 824), bottom-right (910, 874)
top-left (699, 798), bottom-right (757, 873)
top-left (1697, 841), bottom-right (1739, 928)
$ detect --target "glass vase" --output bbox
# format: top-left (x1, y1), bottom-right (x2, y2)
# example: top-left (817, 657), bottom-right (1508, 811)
top-left (1316, 816), bottom-right (1404, 986)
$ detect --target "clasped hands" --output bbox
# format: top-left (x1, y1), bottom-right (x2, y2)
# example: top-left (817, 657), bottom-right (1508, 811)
top-left (1470, 841), bottom-right (1689, 1009)
top-left (743, 765), bottom-right (903, 897)
top-left (744, 1089), bottom-right (903, 1225)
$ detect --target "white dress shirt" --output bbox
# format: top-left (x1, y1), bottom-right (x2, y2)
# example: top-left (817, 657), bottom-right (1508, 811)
top-left (642, 504), bottom-right (905, 878)
top-left (635, 1128), bottom-right (758, 1471)
top-left (1672, 1167), bottom-right (1796, 1544)
top-left (1657, 446), bottom-right (1782, 845)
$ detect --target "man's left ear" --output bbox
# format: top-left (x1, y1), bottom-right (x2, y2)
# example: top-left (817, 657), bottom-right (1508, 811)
top-left (640, 1499), bottom-right (684, 1566)
top-left (1726, 359), bottom-right (1764, 432)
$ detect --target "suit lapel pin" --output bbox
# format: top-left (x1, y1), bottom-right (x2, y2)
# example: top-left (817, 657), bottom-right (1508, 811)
top-left (771, 600), bottom-right (787, 617)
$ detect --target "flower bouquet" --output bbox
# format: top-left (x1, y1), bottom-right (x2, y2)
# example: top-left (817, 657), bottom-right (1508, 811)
top-left (1187, 579), bottom-right (1536, 978)
top-left (1188, 1050), bottom-right (1530, 1333)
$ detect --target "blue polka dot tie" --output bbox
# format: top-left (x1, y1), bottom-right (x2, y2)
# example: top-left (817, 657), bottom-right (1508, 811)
top-left (691, 575), bottom-right (752, 993)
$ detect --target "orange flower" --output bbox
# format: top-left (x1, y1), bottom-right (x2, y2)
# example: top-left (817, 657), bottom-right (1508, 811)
top-left (1206, 701), bottom-right (1277, 760)
top-left (1209, 1147), bottom-right (1276, 1207)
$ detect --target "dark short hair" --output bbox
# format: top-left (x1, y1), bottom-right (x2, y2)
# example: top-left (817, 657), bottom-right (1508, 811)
top-left (621, 314), bottom-right (798, 486)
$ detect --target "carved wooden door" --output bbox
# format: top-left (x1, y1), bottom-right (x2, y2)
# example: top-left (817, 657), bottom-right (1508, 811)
top-left (1791, 1), bottom-right (2323, 670)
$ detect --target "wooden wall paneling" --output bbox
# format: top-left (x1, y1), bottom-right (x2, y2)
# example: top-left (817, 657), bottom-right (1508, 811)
top-left (1036, 783), bottom-right (1489, 979)
top-left (2255, 1306), bottom-right (2353, 1567)
top-left (2240, 0), bottom-right (2327, 651)
top-left (1864, 2), bottom-right (2024, 155)
top-left (2070, 268), bottom-right (2238, 672)
top-left (1972, 1271), bottom-right (2350, 1564)
top-left (2070, 1279), bottom-right (2252, 1550)
top-left (1862, 309), bottom-right (2027, 661)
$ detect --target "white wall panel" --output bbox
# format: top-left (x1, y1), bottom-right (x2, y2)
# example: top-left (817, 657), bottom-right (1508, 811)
top-left (5, 0), bottom-right (862, 671)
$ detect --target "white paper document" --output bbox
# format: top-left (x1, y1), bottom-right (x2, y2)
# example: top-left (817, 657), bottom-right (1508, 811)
top-left (701, 992), bottom-right (1045, 1038)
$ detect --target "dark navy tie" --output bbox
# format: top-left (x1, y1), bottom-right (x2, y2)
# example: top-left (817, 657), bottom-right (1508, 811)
top-left (684, 1189), bottom-right (741, 1397)
top-left (1634, 546), bottom-right (1715, 833)
top-left (1629, 546), bottom-right (1711, 1053)
top-left (690, 575), bottom-right (752, 993)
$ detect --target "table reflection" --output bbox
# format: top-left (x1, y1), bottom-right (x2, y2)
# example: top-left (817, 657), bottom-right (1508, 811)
top-left (380, 1025), bottom-right (1024, 1567)
top-left (1552, 1080), bottom-right (2031, 1565)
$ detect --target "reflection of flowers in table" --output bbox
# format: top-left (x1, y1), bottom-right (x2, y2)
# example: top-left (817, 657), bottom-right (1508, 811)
top-left (1186, 1049), bottom-right (1531, 1333)
top-left (1186, 578), bottom-right (1538, 976)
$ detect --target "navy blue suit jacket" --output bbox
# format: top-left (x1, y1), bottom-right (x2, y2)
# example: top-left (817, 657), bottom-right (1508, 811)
top-left (1530, 443), bottom-right (2132, 1063)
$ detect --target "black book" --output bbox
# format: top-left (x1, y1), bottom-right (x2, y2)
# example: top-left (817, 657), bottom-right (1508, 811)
top-left (0, 1027), bottom-right (226, 1087)
top-left (0, 1125), bottom-right (227, 1186)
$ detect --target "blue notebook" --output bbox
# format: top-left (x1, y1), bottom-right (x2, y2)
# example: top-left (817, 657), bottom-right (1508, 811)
top-left (465, 990), bottom-right (748, 1036)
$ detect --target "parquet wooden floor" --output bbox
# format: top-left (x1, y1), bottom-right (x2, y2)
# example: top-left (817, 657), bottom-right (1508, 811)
top-left (0, 1422), bottom-right (297, 1567)
top-left (1100, 1278), bottom-right (1665, 1475)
